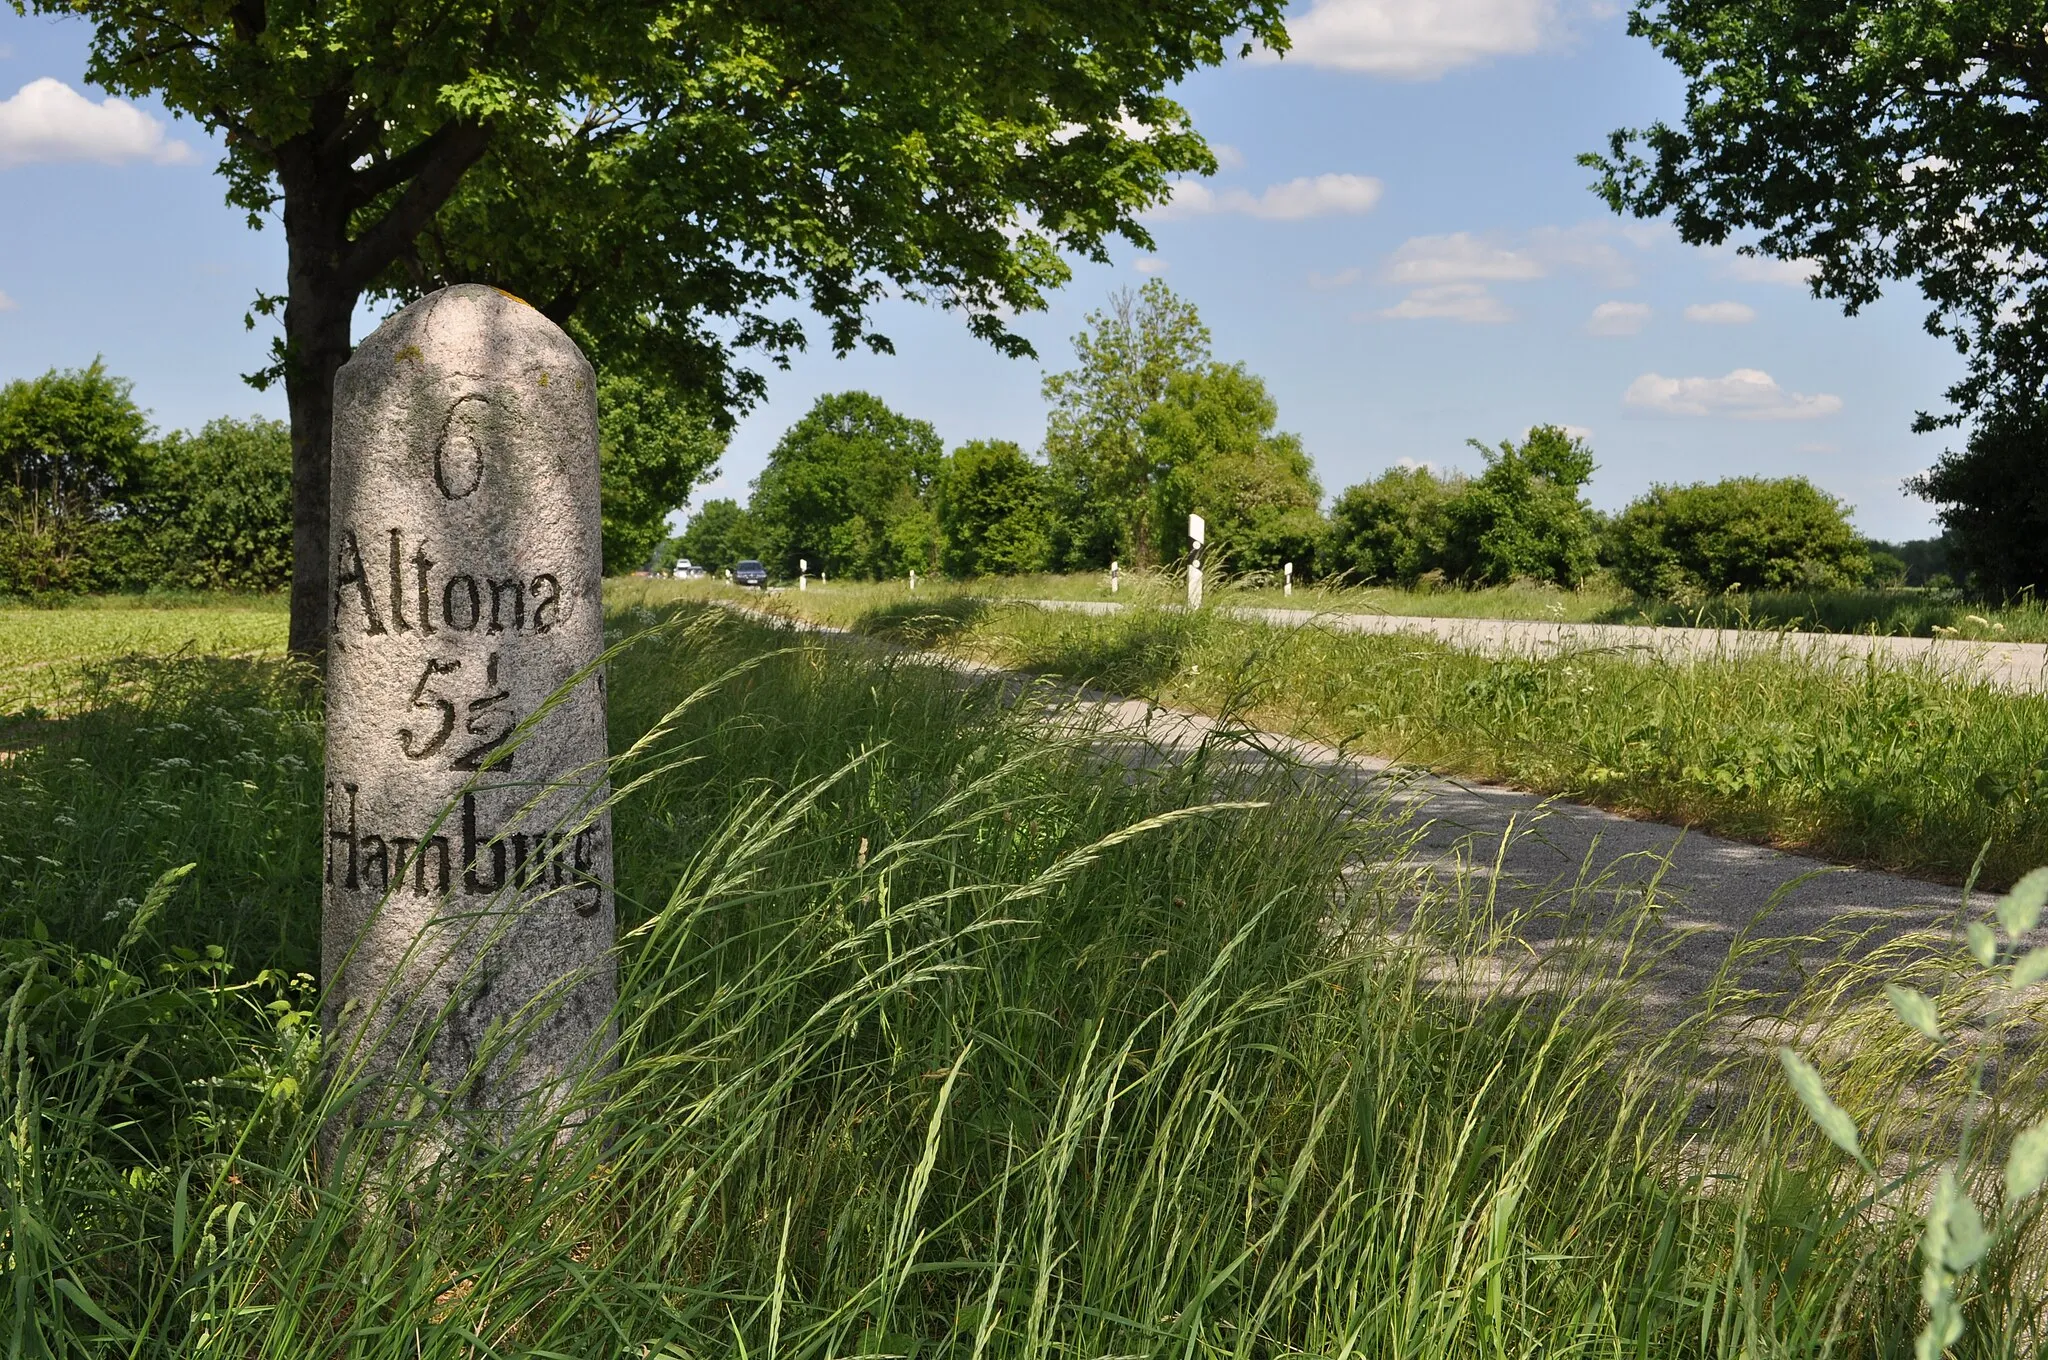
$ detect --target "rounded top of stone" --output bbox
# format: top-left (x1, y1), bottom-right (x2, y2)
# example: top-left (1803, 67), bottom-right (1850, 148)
top-left (343, 283), bottom-right (591, 382)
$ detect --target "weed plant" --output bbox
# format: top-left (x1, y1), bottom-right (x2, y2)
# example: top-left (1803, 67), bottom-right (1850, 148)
top-left (3, 600), bottom-right (2044, 1352)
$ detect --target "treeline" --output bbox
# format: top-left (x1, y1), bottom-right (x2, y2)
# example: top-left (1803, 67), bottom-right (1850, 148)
top-left (672, 281), bottom-right (1909, 598)
top-left (0, 360), bottom-right (725, 600)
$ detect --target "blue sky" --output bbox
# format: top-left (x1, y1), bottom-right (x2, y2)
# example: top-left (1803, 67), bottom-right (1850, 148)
top-left (0, 1), bottom-right (1965, 540)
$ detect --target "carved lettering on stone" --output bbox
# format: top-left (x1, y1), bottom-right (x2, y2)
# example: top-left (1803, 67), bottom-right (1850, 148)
top-left (323, 284), bottom-right (614, 1142)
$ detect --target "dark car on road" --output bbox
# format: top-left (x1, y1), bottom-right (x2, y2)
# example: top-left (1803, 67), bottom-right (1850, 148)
top-left (733, 559), bottom-right (770, 588)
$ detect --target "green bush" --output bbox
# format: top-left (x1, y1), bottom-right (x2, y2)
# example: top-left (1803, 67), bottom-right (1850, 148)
top-left (1443, 425), bottom-right (1599, 588)
top-left (136, 417), bottom-right (294, 591)
top-left (934, 438), bottom-right (1052, 576)
top-left (1608, 476), bottom-right (1869, 598)
top-left (1325, 465), bottom-right (1463, 585)
top-left (0, 361), bottom-right (153, 597)
top-left (751, 391), bottom-right (942, 579)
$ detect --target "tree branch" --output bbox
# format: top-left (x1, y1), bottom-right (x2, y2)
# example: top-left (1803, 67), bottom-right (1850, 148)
top-left (338, 120), bottom-right (492, 295)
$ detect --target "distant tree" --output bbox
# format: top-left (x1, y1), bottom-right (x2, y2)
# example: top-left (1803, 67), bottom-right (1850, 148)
top-left (1865, 534), bottom-right (1958, 589)
top-left (1043, 281), bottom-right (1211, 568)
top-left (0, 361), bottom-right (152, 595)
top-left (1445, 426), bottom-right (1599, 588)
top-left (1910, 403), bottom-right (2048, 597)
top-left (1863, 547), bottom-right (1909, 589)
top-left (934, 440), bottom-right (1052, 577)
top-left (675, 498), bottom-right (757, 573)
top-left (1144, 363), bottom-right (1323, 572)
top-left (141, 416), bottom-right (294, 591)
top-left (34, 0), bottom-right (1287, 659)
top-left (596, 374), bottom-right (725, 574)
top-left (751, 393), bottom-right (942, 579)
top-left (1607, 475), bottom-right (1869, 597)
top-left (1325, 465), bottom-right (1466, 585)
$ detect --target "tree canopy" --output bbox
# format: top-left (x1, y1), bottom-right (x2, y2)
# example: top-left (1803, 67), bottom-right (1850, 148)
top-left (1042, 280), bottom-right (1211, 568)
top-left (751, 392), bottom-right (943, 580)
top-left (1585, 1), bottom-right (2048, 424)
top-left (934, 440), bottom-right (1053, 578)
top-left (35, 0), bottom-right (1288, 656)
top-left (595, 374), bottom-right (725, 574)
top-left (1145, 363), bottom-right (1321, 573)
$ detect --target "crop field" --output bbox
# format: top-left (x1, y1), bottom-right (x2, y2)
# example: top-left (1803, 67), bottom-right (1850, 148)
top-left (0, 596), bottom-right (288, 724)
top-left (684, 577), bottom-right (2048, 888)
top-left (5, 592), bottom-right (2046, 1353)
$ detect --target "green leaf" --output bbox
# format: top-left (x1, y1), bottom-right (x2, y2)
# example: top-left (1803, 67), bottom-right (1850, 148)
top-left (2012, 945), bottom-right (2048, 990)
top-left (1996, 867), bottom-right (2048, 940)
top-left (2006, 1122), bottom-right (2048, 1205)
top-left (1884, 983), bottom-right (1943, 1041)
top-left (1778, 1047), bottom-right (1868, 1168)
top-left (1967, 921), bottom-right (1998, 968)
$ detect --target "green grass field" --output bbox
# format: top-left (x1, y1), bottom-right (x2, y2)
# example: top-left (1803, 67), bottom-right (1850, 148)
top-left (4, 594), bottom-right (2045, 1353)
top-left (706, 578), bottom-right (2048, 889)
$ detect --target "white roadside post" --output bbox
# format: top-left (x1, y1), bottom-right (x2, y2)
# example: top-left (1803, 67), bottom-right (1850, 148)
top-left (1110, 559), bottom-right (1119, 594)
top-left (1188, 514), bottom-right (1205, 610)
top-left (1284, 561), bottom-right (1293, 597)
top-left (799, 558), bottom-right (808, 591)
top-left (909, 570), bottom-right (917, 593)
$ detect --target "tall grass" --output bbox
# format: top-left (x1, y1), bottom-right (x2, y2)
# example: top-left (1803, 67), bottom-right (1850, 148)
top-left (2, 600), bottom-right (2043, 1353)
top-left (729, 582), bottom-right (2048, 889)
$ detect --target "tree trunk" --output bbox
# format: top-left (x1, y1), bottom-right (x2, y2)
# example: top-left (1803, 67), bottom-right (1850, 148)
top-left (278, 131), bottom-right (359, 668)
top-left (284, 286), bottom-right (353, 665)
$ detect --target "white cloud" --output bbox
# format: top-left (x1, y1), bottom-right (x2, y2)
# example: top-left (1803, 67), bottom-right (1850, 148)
top-left (1623, 369), bottom-right (1843, 421)
top-left (1133, 257), bottom-right (1168, 275)
top-left (1683, 300), bottom-right (1757, 325)
top-left (1309, 266), bottom-right (1363, 291)
top-left (1264, 0), bottom-right (1562, 78)
top-left (1211, 143), bottom-right (1246, 170)
top-left (1153, 173), bottom-right (1383, 221)
top-left (1723, 253), bottom-right (1817, 286)
top-left (1385, 232), bottom-right (1545, 285)
top-left (1383, 221), bottom-right (1650, 289)
top-left (0, 78), bottom-right (194, 169)
top-left (1376, 283), bottom-right (1513, 324)
top-left (1586, 300), bottom-right (1650, 335)
top-left (0, 290), bottom-right (15, 312)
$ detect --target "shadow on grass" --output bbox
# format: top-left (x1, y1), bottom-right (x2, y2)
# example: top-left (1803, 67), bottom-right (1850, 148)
top-left (1013, 607), bottom-right (1208, 696)
top-left (855, 594), bottom-right (993, 647)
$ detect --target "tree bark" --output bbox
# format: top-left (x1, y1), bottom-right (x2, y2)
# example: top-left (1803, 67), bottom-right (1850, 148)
top-left (279, 139), bottom-right (356, 667)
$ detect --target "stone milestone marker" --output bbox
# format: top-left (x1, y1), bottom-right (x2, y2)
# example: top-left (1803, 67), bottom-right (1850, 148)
top-left (323, 284), bottom-right (615, 1138)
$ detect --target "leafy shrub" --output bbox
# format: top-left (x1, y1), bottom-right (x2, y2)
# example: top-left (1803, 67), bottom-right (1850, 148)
top-left (1442, 425), bottom-right (1599, 587)
top-left (0, 361), bottom-right (153, 597)
top-left (1607, 476), bottom-right (1870, 598)
top-left (1325, 465), bottom-right (1464, 584)
top-left (934, 439), bottom-right (1052, 576)
top-left (134, 417), bottom-right (294, 591)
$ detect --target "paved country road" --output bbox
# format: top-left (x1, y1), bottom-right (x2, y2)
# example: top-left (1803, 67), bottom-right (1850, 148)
top-left (1021, 598), bottom-right (2048, 695)
top-left (736, 603), bottom-right (1978, 1022)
